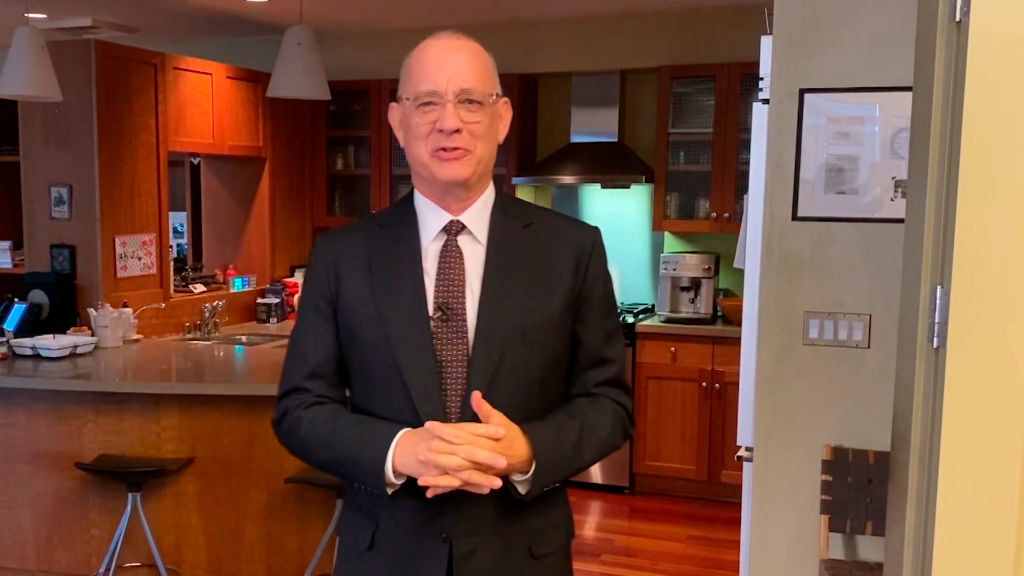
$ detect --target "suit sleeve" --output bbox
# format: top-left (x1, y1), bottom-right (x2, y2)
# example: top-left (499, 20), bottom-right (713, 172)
top-left (517, 227), bottom-right (633, 499)
top-left (272, 237), bottom-right (405, 494)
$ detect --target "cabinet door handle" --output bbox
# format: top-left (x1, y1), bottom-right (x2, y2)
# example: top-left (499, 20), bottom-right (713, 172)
top-left (669, 346), bottom-right (677, 361)
top-left (701, 382), bottom-right (708, 391)
top-left (724, 212), bottom-right (731, 221)
top-left (714, 383), bottom-right (721, 391)
top-left (710, 212), bottom-right (718, 220)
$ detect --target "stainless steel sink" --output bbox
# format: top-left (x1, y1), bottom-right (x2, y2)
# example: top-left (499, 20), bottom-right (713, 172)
top-left (181, 333), bottom-right (290, 346)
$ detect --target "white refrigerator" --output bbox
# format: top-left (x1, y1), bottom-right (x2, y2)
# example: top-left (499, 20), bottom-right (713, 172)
top-left (734, 34), bottom-right (772, 576)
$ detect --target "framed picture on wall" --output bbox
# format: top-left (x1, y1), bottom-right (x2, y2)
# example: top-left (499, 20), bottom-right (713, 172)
top-left (792, 87), bottom-right (913, 222)
top-left (49, 183), bottom-right (72, 220)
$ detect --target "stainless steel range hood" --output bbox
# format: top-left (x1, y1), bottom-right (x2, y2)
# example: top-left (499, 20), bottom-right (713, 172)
top-left (512, 72), bottom-right (653, 189)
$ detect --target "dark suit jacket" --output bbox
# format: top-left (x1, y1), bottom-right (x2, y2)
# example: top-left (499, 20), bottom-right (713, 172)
top-left (273, 192), bottom-right (632, 576)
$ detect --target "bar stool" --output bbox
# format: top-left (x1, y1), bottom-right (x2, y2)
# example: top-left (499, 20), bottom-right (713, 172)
top-left (285, 466), bottom-right (345, 576)
top-left (74, 453), bottom-right (194, 576)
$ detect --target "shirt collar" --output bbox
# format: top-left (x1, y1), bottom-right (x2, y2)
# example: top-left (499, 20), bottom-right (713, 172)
top-left (413, 183), bottom-right (495, 250)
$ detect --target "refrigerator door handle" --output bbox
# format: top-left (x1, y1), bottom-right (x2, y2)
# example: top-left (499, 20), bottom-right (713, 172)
top-left (735, 446), bottom-right (754, 463)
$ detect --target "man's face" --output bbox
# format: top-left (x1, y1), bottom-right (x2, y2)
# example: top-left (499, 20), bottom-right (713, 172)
top-left (388, 38), bottom-right (512, 199)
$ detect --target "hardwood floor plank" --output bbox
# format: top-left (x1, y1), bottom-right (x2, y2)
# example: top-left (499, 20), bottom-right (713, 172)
top-left (570, 488), bottom-right (741, 576)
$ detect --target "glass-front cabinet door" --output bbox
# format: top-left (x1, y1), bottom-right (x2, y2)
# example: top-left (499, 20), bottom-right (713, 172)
top-left (316, 81), bottom-right (381, 228)
top-left (654, 63), bottom-right (757, 234)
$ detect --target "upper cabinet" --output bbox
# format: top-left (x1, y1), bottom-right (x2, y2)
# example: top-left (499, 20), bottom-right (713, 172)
top-left (313, 81), bottom-right (383, 229)
top-left (313, 75), bottom-right (537, 231)
top-left (654, 62), bottom-right (758, 233)
top-left (166, 55), bottom-right (268, 157)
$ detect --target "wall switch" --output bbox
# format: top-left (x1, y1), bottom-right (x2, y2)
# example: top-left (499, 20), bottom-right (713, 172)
top-left (803, 312), bottom-right (871, 348)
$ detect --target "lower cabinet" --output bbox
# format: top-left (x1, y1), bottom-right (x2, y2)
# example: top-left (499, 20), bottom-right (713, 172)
top-left (633, 335), bottom-right (742, 500)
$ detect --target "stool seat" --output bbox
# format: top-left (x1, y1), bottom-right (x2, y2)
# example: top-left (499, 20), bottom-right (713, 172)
top-left (74, 454), bottom-right (193, 491)
top-left (285, 466), bottom-right (344, 493)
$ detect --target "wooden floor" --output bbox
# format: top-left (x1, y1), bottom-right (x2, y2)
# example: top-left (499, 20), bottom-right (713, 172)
top-left (0, 489), bottom-right (741, 576)
top-left (570, 487), bottom-right (741, 576)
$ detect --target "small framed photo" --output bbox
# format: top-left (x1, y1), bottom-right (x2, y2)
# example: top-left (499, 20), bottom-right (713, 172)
top-left (49, 184), bottom-right (72, 220)
top-left (50, 243), bottom-right (77, 280)
top-left (792, 87), bottom-right (913, 222)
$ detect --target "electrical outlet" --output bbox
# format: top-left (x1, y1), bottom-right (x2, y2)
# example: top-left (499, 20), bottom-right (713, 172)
top-left (803, 312), bottom-right (871, 348)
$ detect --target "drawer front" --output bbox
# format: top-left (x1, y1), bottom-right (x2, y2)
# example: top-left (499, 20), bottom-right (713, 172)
top-left (637, 337), bottom-right (712, 367)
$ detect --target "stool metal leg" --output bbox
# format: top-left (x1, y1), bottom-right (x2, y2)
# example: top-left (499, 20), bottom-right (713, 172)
top-left (132, 493), bottom-right (170, 576)
top-left (97, 493), bottom-right (133, 576)
top-left (304, 498), bottom-right (343, 576)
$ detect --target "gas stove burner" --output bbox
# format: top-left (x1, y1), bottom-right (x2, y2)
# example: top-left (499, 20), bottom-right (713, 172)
top-left (618, 302), bottom-right (655, 320)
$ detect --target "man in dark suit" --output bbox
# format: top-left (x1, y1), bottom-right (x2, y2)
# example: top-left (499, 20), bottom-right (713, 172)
top-left (273, 30), bottom-right (631, 576)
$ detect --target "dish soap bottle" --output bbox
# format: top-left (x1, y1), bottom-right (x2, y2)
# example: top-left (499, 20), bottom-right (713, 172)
top-left (224, 264), bottom-right (238, 291)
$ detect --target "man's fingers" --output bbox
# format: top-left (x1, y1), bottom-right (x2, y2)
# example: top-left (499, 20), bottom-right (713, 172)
top-left (470, 391), bottom-right (501, 424)
top-left (418, 474), bottom-right (463, 489)
top-left (449, 468), bottom-right (503, 491)
top-left (418, 451), bottom-right (475, 472)
top-left (424, 421), bottom-right (506, 442)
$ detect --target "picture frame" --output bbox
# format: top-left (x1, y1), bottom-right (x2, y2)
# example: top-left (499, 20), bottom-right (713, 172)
top-left (49, 183), bottom-right (72, 220)
top-left (792, 87), bottom-right (913, 222)
top-left (49, 243), bottom-right (76, 280)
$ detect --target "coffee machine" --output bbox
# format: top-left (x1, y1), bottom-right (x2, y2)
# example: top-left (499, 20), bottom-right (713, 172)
top-left (656, 252), bottom-right (719, 324)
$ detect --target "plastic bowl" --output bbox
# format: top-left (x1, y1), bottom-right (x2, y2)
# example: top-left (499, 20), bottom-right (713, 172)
top-left (9, 338), bottom-right (36, 356)
top-left (719, 297), bottom-right (743, 326)
top-left (69, 335), bottom-right (98, 354)
top-left (33, 335), bottom-right (78, 358)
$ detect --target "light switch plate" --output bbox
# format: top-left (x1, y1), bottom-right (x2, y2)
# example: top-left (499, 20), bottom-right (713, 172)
top-left (803, 312), bottom-right (871, 348)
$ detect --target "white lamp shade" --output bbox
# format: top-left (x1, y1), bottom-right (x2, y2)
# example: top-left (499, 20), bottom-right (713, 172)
top-left (0, 25), bottom-right (63, 102)
top-left (266, 23), bottom-right (330, 101)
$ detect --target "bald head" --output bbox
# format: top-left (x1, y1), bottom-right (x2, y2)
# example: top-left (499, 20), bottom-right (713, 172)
top-left (397, 30), bottom-right (502, 97)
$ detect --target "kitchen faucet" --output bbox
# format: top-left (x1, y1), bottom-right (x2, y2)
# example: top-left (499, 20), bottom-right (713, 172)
top-left (185, 299), bottom-right (226, 340)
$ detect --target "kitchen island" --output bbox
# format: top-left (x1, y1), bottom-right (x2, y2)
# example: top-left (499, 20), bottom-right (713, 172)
top-left (0, 321), bottom-right (339, 576)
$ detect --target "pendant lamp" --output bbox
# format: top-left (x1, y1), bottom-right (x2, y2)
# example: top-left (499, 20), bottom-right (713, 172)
top-left (266, 0), bottom-right (330, 100)
top-left (0, 24), bottom-right (63, 102)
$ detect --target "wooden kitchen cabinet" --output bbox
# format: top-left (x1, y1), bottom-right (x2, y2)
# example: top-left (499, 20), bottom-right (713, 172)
top-left (654, 62), bottom-right (758, 233)
top-left (634, 334), bottom-right (742, 500)
top-left (166, 55), bottom-right (268, 156)
top-left (634, 364), bottom-right (711, 480)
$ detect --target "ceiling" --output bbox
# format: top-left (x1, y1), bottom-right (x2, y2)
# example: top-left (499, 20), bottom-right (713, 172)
top-left (2, 0), bottom-right (766, 47)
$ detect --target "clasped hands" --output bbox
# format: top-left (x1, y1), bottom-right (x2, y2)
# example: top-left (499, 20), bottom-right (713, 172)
top-left (393, 391), bottom-right (534, 498)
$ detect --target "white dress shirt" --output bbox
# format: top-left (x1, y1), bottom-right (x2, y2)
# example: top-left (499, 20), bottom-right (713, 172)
top-left (384, 184), bottom-right (534, 494)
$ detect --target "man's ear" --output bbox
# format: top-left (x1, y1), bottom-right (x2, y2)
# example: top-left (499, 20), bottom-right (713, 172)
top-left (496, 97), bottom-right (513, 145)
top-left (387, 102), bottom-right (405, 147)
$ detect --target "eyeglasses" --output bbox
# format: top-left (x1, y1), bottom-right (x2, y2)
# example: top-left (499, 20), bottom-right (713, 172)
top-left (396, 90), bottom-right (503, 124)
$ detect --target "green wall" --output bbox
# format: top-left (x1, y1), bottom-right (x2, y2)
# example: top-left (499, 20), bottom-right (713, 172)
top-left (664, 233), bottom-right (744, 295)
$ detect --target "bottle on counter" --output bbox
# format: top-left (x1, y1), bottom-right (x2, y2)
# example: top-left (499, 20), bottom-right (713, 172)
top-left (0, 336), bottom-right (9, 361)
top-left (224, 264), bottom-right (238, 291)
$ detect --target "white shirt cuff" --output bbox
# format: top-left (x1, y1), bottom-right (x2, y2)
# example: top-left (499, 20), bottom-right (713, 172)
top-left (384, 428), bottom-right (412, 494)
top-left (508, 460), bottom-right (536, 495)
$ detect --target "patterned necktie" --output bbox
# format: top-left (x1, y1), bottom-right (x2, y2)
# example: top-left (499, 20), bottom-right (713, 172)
top-left (431, 219), bottom-right (470, 423)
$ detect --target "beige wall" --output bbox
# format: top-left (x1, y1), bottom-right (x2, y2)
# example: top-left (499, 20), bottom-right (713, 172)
top-left (748, 0), bottom-right (917, 574)
top-left (930, 1), bottom-right (1024, 574)
top-left (153, 5), bottom-right (767, 79)
top-left (18, 40), bottom-right (102, 308)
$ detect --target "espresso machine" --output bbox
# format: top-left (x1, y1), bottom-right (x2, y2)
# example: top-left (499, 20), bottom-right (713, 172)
top-left (656, 252), bottom-right (719, 324)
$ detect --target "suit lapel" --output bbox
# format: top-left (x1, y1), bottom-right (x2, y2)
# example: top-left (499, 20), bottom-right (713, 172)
top-left (465, 194), bottom-right (532, 417)
top-left (369, 196), bottom-right (444, 423)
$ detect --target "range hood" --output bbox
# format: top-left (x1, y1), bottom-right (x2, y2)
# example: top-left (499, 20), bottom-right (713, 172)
top-left (512, 72), bottom-right (653, 188)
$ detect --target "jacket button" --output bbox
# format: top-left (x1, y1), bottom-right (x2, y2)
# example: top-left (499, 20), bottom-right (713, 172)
top-left (440, 532), bottom-right (450, 544)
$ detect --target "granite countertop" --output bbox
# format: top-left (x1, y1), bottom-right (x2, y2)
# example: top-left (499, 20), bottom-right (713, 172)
top-left (0, 321), bottom-right (295, 396)
top-left (637, 317), bottom-right (742, 338)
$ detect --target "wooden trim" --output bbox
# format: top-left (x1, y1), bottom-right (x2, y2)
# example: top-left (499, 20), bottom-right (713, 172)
top-left (652, 66), bottom-right (671, 230)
